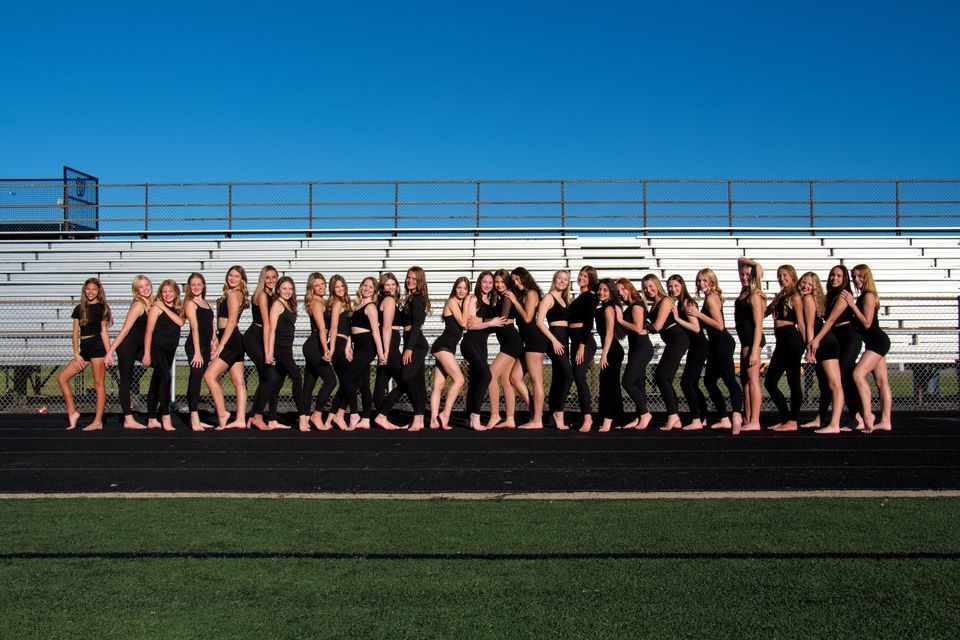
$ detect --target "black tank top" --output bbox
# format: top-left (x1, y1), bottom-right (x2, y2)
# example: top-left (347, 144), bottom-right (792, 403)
top-left (826, 290), bottom-right (856, 324)
top-left (217, 295), bottom-right (245, 324)
top-left (153, 309), bottom-right (181, 350)
top-left (190, 305), bottom-right (214, 348)
top-left (545, 296), bottom-right (568, 323)
top-left (130, 310), bottom-right (147, 339)
top-left (774, 295), bottom-right (798, 324)
top-left (251, 300), bottom-right (264, 326)
top-left (700, 296), bottom-right (724, 340)
top-left (275, 305), bottom-right (296, 347)
top-left (352, 303), bottom-right (373, 332)
top-left (471, 296), bottom-right (497, 335)
top-left (648, 298), bottom-right (677, 333)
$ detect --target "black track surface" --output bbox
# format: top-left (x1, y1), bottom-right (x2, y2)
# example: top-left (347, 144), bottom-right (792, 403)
top-left (1, 412), bottom-right (958, 493)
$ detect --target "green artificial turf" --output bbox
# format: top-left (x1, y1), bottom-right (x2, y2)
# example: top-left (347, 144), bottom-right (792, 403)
top-left (1, 498), bottom-right (959, 639)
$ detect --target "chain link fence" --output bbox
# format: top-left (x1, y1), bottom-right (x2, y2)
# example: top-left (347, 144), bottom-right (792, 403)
top-left (2, 297), bottom-right (956, 415)
top-left (3, 179), bottom-right (960, 237)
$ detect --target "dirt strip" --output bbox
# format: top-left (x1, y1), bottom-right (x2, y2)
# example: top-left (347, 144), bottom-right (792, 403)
top-left (2, 490), bottom-right (960, 500)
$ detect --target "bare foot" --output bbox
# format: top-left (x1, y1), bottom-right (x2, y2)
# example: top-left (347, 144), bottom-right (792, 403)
top-left (518, 421), bottom-right (543, 430)
top-left (374, 414), bottom-right (405, 430)
top-left (267, 420), bottom-right (291, 430)
top-left (332, 414), bottom-right (351, 431)
top-left (222, 419), bottom-right (247, 429)
top-left (681, 419), bottom-right (703, 431)
top-left (770, 420), bottom-right (798, 432)
top-left (579, 415), bottom-right (593, 433)
top-left (215, 412), bottom-right (231, 430)
top-left (815, 424), bottom-right (841, 434)
top-left (408, 417), bottom-right (425, 432)
top-left (800, 418), bottom-right (821, 429)
top-left (494, 418), bottom-right (516, 429)
top-left (484, 414), bottom-right (502, 430)
top-left (622, 418), bottom-right (639, 430)
top-left (66, 412), bottom-right (81, 430)
top-left (767, 422), bottom-right (783, 431)
top-left (299, 416), bottom-right (311, 432)
top-left (146, 419), bottom-right (163, 429)
top-left (660, 415), bottom-right (681, 431)
top-left (310, 414), bottom-right (331, 431)
top-left (553, 412), bottom-right (568, 431)
top-left (734, 421), bottom-right (762, 435)
top-left (598, 419), bottom-right (613, 433)
top-left (81, 422), bottom-right (103, 431)
top-left (870, 421), bottom-right (892, 432)
top-left (349, 414), bottom-right (361, 430)
top-left (249, 415), bottom-right (269, 431)
top-left (161, 417), bottom-right (175, 431)
top-left (355, 418), bottom-right (371, 430)
top-left (439, 414), bottom-right (453, 431)
top-left (190, 420), bottom-right (211, 432)
top-left (123, 417), bottom-right (148, 430)
top-left (323, 414), bottom-right (335, 430)
top-left (638, 413), bottom-right (653, 430)
top-left (710, 418), bottom-right (732, 430)
top-left (731, 413), bottom-right (743, 431)
top-left (429, 416), bottom-right (441, 430)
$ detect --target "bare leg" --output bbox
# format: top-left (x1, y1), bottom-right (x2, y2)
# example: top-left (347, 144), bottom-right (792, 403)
top-left (519, 353), bottom-right (545, 429)
top-left (81, 359), bottom-right (107, 431)
top-left (853, 352), bottom-right (882, 432)
top-left (437, 352), bottom-right (464, 430)
top-left (205, 359), bottom-right (233, 429)
top-left (57, 359), bottom-right (84, 430)
top-left (222, 362), bottom-right (248, 429)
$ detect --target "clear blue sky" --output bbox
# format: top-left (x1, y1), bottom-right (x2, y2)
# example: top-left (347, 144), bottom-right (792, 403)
top-left (3, 0), bottom-right (959, 183)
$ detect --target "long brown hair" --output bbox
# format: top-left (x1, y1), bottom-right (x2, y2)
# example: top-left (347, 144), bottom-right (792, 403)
top-left (403, 266), bottom-right (432, 315)
top-left (219, 265), bottom-right (250, 309)
top-left (156, 279), bottom-right (184, 316)
top-left (78, 277), bottom-right (113, 327)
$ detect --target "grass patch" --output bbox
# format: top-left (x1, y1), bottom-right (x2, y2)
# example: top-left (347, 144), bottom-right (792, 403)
top-left (1, 498), bottom-right (959, 639)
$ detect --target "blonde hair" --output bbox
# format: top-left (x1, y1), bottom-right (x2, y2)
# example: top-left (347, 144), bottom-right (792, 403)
top-left (800, 271), bottom-right (826, 316)
top-left (641, 274), bottom-right (667, 300)
top-left (156, 279), bottom-right (183, 316)
top-left (219, 265), bottom-right (250, 309)
top-left (551, 270), bottom-right (571, 305)
top-left (355, 276), bottom-right (378, 306)
top-left (252, 265), bottom-right (278, 303)
top-left (852, 264), bottom-right (880, 302)
top-left (131, 275), bottom-right (153, 313)
top-left (696, 268), bottom-right (723, 303)
top-left (304, 272), bottom-right (326, 311)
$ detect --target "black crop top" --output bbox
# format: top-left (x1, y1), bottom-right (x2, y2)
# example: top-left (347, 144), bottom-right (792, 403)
top-left (545, 295), bottom-right (568, 323)
top-left (569, 291), bottom-right (598, 326)
top-left (72, 303), bottom-right (104, 337)
top-left (217, 294), bottom-right (245, 324)
top-left (351, 303), bottom-right (373, 332)
top-left (403, 293), bottom-right (426, 349)
top-left (826, 290), bottom-right (856, 325)
top-left (625, 301), bottom-right (646, 332)
top-left (648, 298), bottom-right (677, 333)
top-left (774, 295), bottom-right (798, 324)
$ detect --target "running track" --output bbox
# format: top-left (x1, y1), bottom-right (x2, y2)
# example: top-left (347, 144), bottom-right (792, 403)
top-left (1, 412), bottom-right (957, 493)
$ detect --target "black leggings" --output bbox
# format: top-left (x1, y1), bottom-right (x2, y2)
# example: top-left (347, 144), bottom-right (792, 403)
top-left (244, 325), bottom-right (276, 417)
top-left (833, 323), bottom-right (863, 421)
top-left (302, 334), bottom-right (336, 414)
top-left (146, 344), bottom-right (176, 418)
top-left (765, 325), bottom-right (805, 422)
top-left (400, 335), bottom-right (429, 415)
top-left (116, 338), bottom-right (144, 415)
top-left (340, 333), bottom-right (376, 417)
top-left (373, 333), bottom-right (402, 415)
top-left (703, 330), bottom-right (743, 418)
top-left (184, 340), bottom-right (210, 413)
top-left (622, 334), bottom-right (653, 417)
top-left (597, 341), bottom-right (624, 422)
top-left (654, 327), bottom-right (689, 415)
top-left (331, 337), bottom-right (353, 413)
top-left (570, 332), bottom-right (596, 415)
top-left (680, 333), bottom-right (709, 421)
top-left (461, 332), bottom-right (491, 414)
top-left (263, 343), bottom-right (305, 419)
top-left (547, 327), bottom-right (573, 413)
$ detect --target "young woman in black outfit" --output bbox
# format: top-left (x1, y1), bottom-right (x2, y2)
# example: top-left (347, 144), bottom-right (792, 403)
top-left (183, 273), bottom-right (216, 431)
top-left (798, 271), bottom-right (844, 434)
top-left (538, 270), bottom-right (573, 430)
top-left (108, 275), bottom-right (152, 429)
top-left (846, 264), bottom-right (893, 432)
top-left (734, 257), bottom-right (765, 434)
top-left (204, 265), bottom-right (249, 430)
top-left (806, 265), bottom-right (863, 431)
top-left (325, 274), bottom-right (354, 430)
top-left (764, 264), bottom-right (806, 432)
top-left (486, 269), bottom-right (526, 429)
top-left (262, 276), bottom-right (305, 431)
top-left (616, 278), bottom-right (653, 431)
top-left (570, 266), bottom-right (599, 432)
top-left (643, 274), bottom-right (688, 431)
top-left (59, 278), bottom-right (113, 431)
top-left (371, 272), bottom-right (405, 430)
top-left (398, 267), bottom-right (431, 431)
top-left (461, 271), bottom-right (506, 431)
top-left (668, 274), bottom-right (710, 431)
top-left (429, 276), bottom-right (470, 430)
top-left (301, 272), bottom-right (336, 431)
top-left (143, 279), bottom-right (184, 431)
top-left (506, 267), bottom-right (546, 429)
top-left (332, 277), bottom-right (385, 431)
top-left (688, 268), bottom-right (742, 431)
top-left (594, 278), bottom-right (625, 432)
top-left (246, 266), bottom-right (278, 431)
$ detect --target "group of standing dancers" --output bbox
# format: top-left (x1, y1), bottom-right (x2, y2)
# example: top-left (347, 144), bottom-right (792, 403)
top-left (58, 258), bottom-right (893, 435)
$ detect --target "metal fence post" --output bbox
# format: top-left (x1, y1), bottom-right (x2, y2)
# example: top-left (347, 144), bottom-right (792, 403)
top-left (896, 180), bottom-right (901, 236)
top-left (727, 180), bottom-right (733, 237)
top-left (642, 180), bottom-right (648, 235)
top-left (308, 182), bottom-right (314, 238)
top-left (809, 181), bottom-right (816, 236)
top-left (560, 180), bottom-right (566, 236)
top-left (475, 181), bottom-right (481, 237)
top-left (227, 183), bottom-right (233, 239)
top-left (142, 184), bottom-right (149, 240)
top-left (393, 181), bottom-right (399, 238)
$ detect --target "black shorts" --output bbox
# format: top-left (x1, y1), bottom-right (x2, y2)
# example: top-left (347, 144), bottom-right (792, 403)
top-left (216, 329), bottom-right (245, 367)
top-left (79, 336), bottom-right (107, 361)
